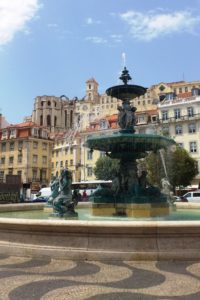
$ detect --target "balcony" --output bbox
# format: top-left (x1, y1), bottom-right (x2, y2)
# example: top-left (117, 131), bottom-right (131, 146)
top-left (159, 113), bottom-right (200, 124)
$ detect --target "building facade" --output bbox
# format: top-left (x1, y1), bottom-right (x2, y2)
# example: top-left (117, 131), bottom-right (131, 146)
top-left (51, 132), bottom-right (81, 182)
top-left (157, 91), bottom-right (200, 186)
top-left (29, 76), bottom-right (200, 186)
top-left (0, 121), bottom-right (53, 196)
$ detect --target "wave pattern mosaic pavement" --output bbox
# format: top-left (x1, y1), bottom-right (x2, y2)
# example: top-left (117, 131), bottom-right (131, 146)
top-left (0, 254), bottom-right (199, 300)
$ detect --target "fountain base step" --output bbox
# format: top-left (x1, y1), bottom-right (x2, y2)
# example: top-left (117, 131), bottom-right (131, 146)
top-left (91, 203), bottom-right (170, 218)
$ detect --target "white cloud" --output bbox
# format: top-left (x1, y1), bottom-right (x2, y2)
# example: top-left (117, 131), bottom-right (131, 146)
top-left (0, 0), bottom-right (41, 46)
top-left (85, 17), bottom-right (101, 25)
top-left (110, 34), bottom-right (122, 43)
top-left (119, 10), bottom-right (200, 41)
top-left (85, 36), bottom-right (107, 44)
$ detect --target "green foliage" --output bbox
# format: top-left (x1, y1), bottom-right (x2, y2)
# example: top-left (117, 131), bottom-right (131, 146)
top-left (145, 147), bottom-right (198, 189)
top-left (94, 156), bottom-right (120, 181)
top-left (167, 147), bottom-right (198, 188)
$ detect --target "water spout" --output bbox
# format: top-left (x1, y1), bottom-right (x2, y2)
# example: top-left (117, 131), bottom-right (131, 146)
top-left (159, 149), bottom-right (168, 179)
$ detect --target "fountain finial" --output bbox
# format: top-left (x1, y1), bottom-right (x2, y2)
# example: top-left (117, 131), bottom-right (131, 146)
top-left (119, 67), bottom-right (132, 85)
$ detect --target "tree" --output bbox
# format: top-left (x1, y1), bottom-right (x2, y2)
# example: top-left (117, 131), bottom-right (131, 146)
top-left (94, 156), bottom-right (120, 180)
top-left (144, 147), bottom-right (198, 191)
top-left (167, 147), bottom-right (198, 190)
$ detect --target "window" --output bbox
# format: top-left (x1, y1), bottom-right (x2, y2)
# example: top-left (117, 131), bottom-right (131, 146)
top-left (185, 87), bottom-right (188, 92)
top-left (60, 161), bottom-right (63, 168)
top-left (1, 143), bottom-right (6, 152)
top-left (47, 115), bottom-right (51, 126)
top-left (32, 170), bottom-right (37, 180)
top-left (70, 147), bottom-right (73, 154)
top-left (42, 142), bottom-right (47, 150)
top-left (52, 162), bottom-right (54, 169)
top-left (151, 116), bottom-right (157, 122)
top-left (17, 170), bottom-right (22, 177)
top-left (175, 125), bottom-right (182, 135)
top-left (0, 157), bottom-right (5, 164)
top-left (56, 150), bottom-right (59, 157)
top-left (87, 150), bottom-right (93, 160)
top-left (188, 123), bottom-right (196, 133)
top-left (100, 120), bottom-right (108, 129)
top-left (18, 141), bottom-right (23, 150)
top-left (33, 142), bottom-right (38, 149)
top-left (0, 171), bottom-right (4, 182)
top-left (33, 128), bottom-right (38, 136)
top-left (56, 161), bottom-right (59, 167)
top-left (70, 159), bottom-right (73, 166)
top-left (190, 141), bottom-right (197, 153)
top-left (174, 108), bottom-right (181, 119)
top-left (100, 151), bottom-right (106, 157)
top-left (41, 169), bottom-right (47, 180)
top-left (87, 167), bottom-right (93, 177)
top-left (9, 156), bottom-right (14, 164)
top-left (187, 107), bottom-right (194, 117)
top-left (10, 128), bottom-right (16, 137)
top-left (138, 115), bottom-right (145, 123)
top-left (65, 160), bottom-right (68, 167)
top-left (2, 130), bottom-right (8, 139)
top-left (10, 142), bottom-right (14, 151)
top-left (18, 155), bottom-right (22, 163)
top-left (179, 87), bottom-right (182, 94)
top-left (8, 168), bottom-right (13, 175)
top-left (162, 111), bottom-right (168, 121)
top-left (42, 156), bottom-right (47, 164)
top-left (33, 155), bottom-right (38, 163)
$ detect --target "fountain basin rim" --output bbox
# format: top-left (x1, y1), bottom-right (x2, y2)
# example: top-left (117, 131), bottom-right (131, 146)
top-left (0, 217), bottom-right (200, 229)
top-left (0, 203), bottom-right (199, 260)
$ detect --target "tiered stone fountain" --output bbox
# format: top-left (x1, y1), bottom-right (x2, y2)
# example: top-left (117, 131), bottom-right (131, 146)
top-left (85, 67), bottom-right (176, 217)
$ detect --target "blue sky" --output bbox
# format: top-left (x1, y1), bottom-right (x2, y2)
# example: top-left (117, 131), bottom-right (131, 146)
top-left (0, 0), bottom-right (200, 124)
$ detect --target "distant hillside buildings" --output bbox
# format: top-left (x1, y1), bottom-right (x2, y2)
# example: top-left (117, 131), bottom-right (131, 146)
top-left (1, 77), bottom-right (200, 196)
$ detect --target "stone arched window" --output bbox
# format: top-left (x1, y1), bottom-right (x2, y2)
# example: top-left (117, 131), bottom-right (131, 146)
top-left (48, 101), bottom-right (51, 106)
top-left (47, 115), bottom-right (51, 126)
top-left (70, 110), bottom-right (73, 128)
top-left (40, 115), bottom-right (43, 126)
top-left (65, 111), bottom-right (68, 128)
top-left (54, 116), bottom-right (57, 127)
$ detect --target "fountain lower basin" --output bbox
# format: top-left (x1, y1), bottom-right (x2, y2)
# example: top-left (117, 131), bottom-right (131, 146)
top-left (0, 203), bottom-right (199, 261)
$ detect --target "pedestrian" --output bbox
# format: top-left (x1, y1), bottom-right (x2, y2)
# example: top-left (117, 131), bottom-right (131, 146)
top-left (82, 190), bottom-right (88, 201)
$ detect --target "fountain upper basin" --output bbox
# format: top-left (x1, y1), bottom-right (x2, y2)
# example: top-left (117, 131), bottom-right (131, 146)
top-left (85, 132), bottom-right (176, 159)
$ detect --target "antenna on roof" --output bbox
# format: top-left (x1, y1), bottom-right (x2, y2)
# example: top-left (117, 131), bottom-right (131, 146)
top-left (182, 72), bottom-right (185, 81)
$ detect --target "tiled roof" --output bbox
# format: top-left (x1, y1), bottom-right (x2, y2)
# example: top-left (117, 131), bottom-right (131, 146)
top-left (5, 121), bottom-right (40, 129)
top-left (178, 92), bottom-right (192, 98)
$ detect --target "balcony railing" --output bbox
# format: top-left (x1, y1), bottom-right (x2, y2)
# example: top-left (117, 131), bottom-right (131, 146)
top-left (159, 113), bottom-right (200, 124)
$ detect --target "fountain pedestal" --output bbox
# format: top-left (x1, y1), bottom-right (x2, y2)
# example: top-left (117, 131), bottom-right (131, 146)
top-left (91, 203), bottom-right (170, 218)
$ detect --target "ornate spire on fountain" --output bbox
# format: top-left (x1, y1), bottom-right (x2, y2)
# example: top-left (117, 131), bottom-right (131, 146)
top-left (106, 67), bottom-right (147, 133)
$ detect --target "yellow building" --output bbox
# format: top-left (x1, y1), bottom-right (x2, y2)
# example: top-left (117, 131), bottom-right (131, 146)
top-left (0, 121), bottom-right (53, 195)
top-left (51, 131), bottom-right (81, 182)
